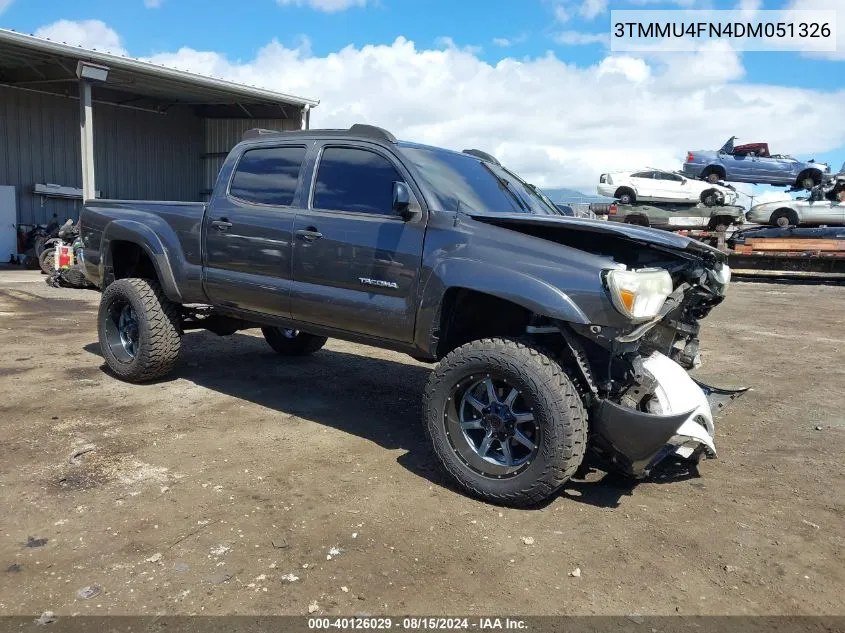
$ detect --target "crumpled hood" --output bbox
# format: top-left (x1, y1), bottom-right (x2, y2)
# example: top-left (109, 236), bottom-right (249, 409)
top-left (467, 212), bottom-right (726, 263)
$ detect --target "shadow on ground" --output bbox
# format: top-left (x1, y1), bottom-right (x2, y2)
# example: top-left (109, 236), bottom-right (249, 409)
top-left (82, 331), bottom-right (697, 509)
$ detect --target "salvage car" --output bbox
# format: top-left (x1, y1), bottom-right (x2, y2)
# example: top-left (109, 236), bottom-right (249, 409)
top-left (79, 124), bottom-right (742, 506)
top-left (746, 197), bottom-right (844, 227)
top-left (683, 136), bottom-right (830, 189)
top-left (597, 169), bottom-right (737, 206)
top-left (595, 202), bottom-right (744, 231)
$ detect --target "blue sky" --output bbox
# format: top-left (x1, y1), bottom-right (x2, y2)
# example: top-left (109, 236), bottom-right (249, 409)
top-left (1, 0), bottom-right (843, 197)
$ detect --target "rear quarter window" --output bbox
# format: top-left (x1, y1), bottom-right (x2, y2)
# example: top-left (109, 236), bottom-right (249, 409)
top-left (229, 145), bottom-right (307, 206)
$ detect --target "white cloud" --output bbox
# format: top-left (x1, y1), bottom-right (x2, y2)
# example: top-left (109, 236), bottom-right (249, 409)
top-left (626, 0), bottom-right (700, 6)
top-left (785, 0), bottom-right (844, 61)
top-left (554, 4), bottom-right (571, 23)
top-left (276, 0), bottom-right (366, 12)
top-left (31, 19), bottom-right (845, 194)
top-left (0, 0), bottom-right (13, 15)
top-left (554, 31), bottom-right (610, 46)
top-left (144, 0), bottom-right (163, 8)
top-left (735, 0), bottom-right (762, 12)
top-left (579, 0), bottom-right (607, 20)
top-left (34, 20), bottom-right (127, 55)
top-left (492, 33), bottom-right (527, 48)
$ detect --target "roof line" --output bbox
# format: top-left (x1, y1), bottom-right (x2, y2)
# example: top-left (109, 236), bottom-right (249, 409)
top-left (0, 28), bottom-right (320, 108)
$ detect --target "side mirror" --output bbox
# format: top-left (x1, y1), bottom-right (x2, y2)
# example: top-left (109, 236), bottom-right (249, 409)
top-left (393, 181), bottom-right (413, 220)
top-left (681, 178), bottom-right (687, 184)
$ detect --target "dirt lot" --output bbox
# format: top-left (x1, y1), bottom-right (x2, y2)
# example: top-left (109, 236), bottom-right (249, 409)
top-left (0, 269), bottom-right (843, 617)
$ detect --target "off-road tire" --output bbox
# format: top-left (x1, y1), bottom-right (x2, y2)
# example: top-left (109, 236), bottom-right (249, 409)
top-left (423, 338), bottom-right (587, 507)
top-left (98, 278), bottom-right (182, 383)
top-left (261, 327), bottom-right (327, 356)
top-left (38, 248), bottom-right (54, 275)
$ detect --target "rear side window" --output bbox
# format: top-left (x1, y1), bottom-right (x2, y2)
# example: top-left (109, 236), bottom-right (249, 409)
top-left (230, 146), bottom-right (307, 206)
top-left (313, 147), bottom-right (402, 215)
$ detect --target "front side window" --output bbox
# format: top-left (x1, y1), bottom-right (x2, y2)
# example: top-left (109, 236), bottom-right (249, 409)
top-left (229, 146), bottom-right (307, 206)
top-left (313, 147), bottom-right (402, 215)
top-left (632, 171), bottom-right (654, 179)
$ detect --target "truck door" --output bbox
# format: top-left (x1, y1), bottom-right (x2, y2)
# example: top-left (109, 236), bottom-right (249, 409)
top-left (290, 144), bottom-right (426, 343)
top-left (203, 144), bottom-right (308, 316)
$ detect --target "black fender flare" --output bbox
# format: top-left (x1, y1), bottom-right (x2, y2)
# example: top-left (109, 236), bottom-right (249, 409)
top-left (99, 219), bottom-right (184, 303)
top-left (413, 258), bottom-right (591, 354)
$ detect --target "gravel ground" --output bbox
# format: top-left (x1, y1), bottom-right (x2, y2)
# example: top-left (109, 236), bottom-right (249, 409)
top-left (0, 270), bottom-right (843, 616)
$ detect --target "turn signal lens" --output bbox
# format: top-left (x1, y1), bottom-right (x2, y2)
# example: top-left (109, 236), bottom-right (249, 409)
top-left (605, 268), bottom-right (673, 322)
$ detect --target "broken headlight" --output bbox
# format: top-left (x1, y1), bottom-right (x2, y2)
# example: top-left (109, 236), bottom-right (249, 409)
top-left (605, 268), bottom-right (673, 322)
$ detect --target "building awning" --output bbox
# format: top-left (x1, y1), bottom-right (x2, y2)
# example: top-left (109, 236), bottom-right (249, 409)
top-left (0, 28), bottom-right (319, 118)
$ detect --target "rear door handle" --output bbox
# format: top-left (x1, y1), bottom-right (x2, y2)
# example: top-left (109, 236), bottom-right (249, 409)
top-left (295, 228), bottom-right (323, 242)
top-left (211, 219), bottom-right (233, 231)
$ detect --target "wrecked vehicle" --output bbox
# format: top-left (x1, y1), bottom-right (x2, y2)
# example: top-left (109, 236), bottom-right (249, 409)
top-left (684, 136), bottom-right (830, 190)
top-left (594, 202), bottom-right (745, 231)
top-left (78, 124), bottom-right (743, 506)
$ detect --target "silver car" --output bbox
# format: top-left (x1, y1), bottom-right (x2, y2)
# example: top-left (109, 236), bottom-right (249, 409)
top-left (747, 165), bottom-right (845, 227)
top-left (746, 197), bottom-right (844, 227)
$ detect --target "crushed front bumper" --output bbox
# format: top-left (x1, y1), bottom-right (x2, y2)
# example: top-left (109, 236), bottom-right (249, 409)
top-left (592, 352), bottom-right (745, 477)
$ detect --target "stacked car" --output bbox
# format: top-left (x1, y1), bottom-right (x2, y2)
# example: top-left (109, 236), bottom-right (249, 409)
top-left (595, 168), bottom-right (744, 231)
top-left (682, 137), bottom-right (842, 228)
top-left (745, 163), bottom-right (845, 227)
top-left (683, 136), bottom-right (830, 191)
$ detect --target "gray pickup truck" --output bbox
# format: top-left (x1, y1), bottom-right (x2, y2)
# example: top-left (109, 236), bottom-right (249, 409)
top-left (79, 124), bottom-right (741, 506)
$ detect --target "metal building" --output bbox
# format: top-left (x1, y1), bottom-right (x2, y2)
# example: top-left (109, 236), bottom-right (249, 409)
top-left (0, 28), bottom-right (318, 260)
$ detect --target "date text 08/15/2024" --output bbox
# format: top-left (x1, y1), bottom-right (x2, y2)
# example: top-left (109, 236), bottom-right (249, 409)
top-left (307, 617), bottom-right (528, 630)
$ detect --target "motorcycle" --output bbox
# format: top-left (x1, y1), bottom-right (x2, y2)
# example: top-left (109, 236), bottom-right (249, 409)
top-left (42, 220), bottom-right (92, 289)
top-left (39, 219), bottom-right (78, 274)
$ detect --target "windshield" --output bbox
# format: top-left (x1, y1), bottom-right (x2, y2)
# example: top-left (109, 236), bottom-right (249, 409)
top-left (399, 145), bottom-right (560, 215)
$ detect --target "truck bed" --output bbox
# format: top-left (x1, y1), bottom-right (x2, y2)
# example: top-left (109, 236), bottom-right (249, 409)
top-left (80, 199), bottom-right (207, 303)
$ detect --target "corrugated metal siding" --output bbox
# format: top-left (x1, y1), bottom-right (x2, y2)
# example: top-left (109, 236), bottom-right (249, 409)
top-left (202, 118), bottom-right (300, 200)
top-left (0, 86), bottom-right (81, 225)
top-left (0, 86), bottom-right (203, 225)
top-left (95, 104), bottom-right (202, 204)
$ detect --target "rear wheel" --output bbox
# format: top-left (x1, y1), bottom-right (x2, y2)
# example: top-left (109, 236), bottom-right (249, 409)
top-left (424, 338), bottom-right (587, 507)
top-left (261, 327), bottom-right (327, 356)
top-left (615, 188), bottom-right (635, 205)
top-left (624, 215), bottom-right (649, 227)
top-left (700, 189), bottom-right (724, 207)
top-left (38, 248), bottom-right (54, 275)
top-left (98, 278), bottom-right (182, 383)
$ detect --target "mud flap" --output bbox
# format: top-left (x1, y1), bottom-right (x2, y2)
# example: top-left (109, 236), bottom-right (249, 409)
top-left (692, 380), bottom-right (749, 415)
top-left (592, 400), bottom-right (695, 476)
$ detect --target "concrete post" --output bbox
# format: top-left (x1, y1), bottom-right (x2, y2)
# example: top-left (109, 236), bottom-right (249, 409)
top-left (79, 80), bottom-right (96, 201)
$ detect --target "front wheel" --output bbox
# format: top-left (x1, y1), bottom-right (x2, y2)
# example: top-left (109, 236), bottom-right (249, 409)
top-left (261, 327), bottom-right (327, 356)
top-left (424, 338), bottom-right (587, 507)
top-left (98, 278), bottom-right (182, 383)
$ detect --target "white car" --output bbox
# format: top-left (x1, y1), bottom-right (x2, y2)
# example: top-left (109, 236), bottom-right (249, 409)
top-left (597, 169), bottom-right (739, 207)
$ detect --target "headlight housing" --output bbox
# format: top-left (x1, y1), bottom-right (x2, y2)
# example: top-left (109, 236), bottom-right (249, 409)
top-left (710, 263), bottom-right (731, 288)
top-left (605, 268), bottom-right (674, 322)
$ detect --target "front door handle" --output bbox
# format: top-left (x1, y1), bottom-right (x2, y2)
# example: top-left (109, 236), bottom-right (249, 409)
top-left (295, 228), bottom-right (323, 242)
top-left (211, 219), bottom-right (233, 231)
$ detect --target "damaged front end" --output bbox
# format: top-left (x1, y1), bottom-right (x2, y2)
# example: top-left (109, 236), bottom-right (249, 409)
top-left (557, 243), bottom-right (747, 478)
